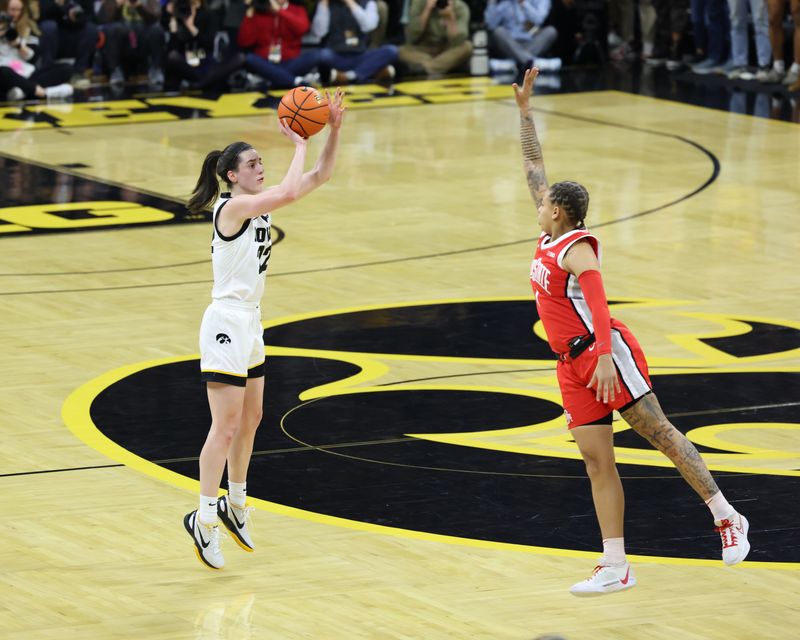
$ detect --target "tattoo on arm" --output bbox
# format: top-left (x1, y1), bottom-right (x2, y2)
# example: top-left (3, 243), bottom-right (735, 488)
top-left (621, 394), bottom-right (719, 500)
top-left (520, 110), bottom-right (548, 208)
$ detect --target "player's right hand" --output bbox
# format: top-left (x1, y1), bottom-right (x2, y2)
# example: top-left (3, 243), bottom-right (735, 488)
top-left (278, 118), bottom-right (307, 144)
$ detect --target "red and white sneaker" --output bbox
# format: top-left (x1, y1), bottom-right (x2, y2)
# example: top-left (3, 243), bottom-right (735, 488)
top-left (569, 560), bottom-right (636, 596)
top-left (715, 512), bottom-right (750, 565)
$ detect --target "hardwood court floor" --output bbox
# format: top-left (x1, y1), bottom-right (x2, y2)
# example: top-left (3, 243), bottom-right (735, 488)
top-left (0, 79), bottom-right (799, 639)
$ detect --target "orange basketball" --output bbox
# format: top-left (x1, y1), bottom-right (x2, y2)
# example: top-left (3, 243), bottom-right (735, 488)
top-left (277, 86), bottom-right (330, 138)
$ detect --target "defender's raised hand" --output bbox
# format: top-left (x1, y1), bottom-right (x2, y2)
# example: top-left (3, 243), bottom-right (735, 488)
top-left (512, 67), bottom-right (540, 113)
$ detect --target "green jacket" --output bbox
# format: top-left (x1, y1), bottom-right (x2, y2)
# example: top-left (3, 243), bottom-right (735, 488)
top-left (405, 0), bottom-right (470, 48)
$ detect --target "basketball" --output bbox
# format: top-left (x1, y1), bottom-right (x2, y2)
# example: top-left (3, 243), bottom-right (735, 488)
top-left (277, 86), bottom-right (330, 138)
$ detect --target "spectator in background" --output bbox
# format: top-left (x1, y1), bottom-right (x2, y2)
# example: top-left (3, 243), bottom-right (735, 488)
top-left (96, 0), bottom-right (165, 86)
top-left (237, 0), bottom-right (321, 89)
top-left (484, 0), bottom-right (561, 74)
top-left (725, 0), bottom-right (772, 79)
top-left (645, 0), bottom-right (690, 70)
top-left (37, 0), bottom-right (98, 88)
top-left (398, 0), bottom-right (472, 77)
top-left (310, 0), bottom-right (398, 84)
top-left (690, 0), bottom-right (730, 74)
top-left (766, 0), bottom-right (800, 85)
top-left (607, 0), bottom-right (634, 61)
top-left (0, 0), bottom-right (74, 100)
top-left (162, 0), bottom-right (246, 92)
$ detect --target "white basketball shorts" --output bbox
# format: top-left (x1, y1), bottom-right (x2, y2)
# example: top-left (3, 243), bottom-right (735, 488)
top-left (199, 300), bottom-right (265, 386)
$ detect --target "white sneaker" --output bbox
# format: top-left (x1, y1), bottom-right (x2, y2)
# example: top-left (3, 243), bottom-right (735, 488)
top-left (569, 560), bottom-right (636, 596)
top-left (44, 83), bottom-right (74, 100)
top-left (217, 495), bottom-right (255, 552)
top-left (783, 69), bottom-right (799, 86)
top-left (6, 87), bottom-right (25, 101)
top-left (728, 66), bottom-right (749, 80)
top-left (533, 57), bottom-right (562, 73)
top-left (300, 70), bottom-right (321, 86)
top-left (715, 512), bottom-right (750, 565)
top-left (373, 65), bottom-right (395, 83)
top-left (489, 58), bottom-right (516, 73)
top-left (184, 510), bottom-right (224, 570)
top-left (109, 67), bottom-right (125, 85)
top-left (148, 67), bottom-right (165, 87)
top-left (758, 67), bottom-right (783, 83)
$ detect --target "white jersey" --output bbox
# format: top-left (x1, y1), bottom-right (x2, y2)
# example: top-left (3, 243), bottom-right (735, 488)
top-left (210, 193), bottom-right (272, 306)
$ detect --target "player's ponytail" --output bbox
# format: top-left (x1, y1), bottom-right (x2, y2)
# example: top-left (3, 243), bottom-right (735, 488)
top-left (187, 142), bottom-right (254, 214)
top-left (187, 150), bottom-right (224, 214)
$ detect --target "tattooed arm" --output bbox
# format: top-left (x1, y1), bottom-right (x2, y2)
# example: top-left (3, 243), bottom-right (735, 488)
top-left (512, 67), bottom-right (548, 209)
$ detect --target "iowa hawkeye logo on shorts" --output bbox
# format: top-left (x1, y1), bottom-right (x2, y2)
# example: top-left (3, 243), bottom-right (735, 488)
top-left (215, 333), bottom-right (231, 344)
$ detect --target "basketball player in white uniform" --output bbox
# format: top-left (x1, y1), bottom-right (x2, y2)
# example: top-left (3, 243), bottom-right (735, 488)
top-left (183, 88), bottom-right (346, 570)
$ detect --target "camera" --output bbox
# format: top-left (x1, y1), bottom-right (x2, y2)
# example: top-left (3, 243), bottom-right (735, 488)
top-left (174, 0), bottom-right (192, 19)
top-left (64, 1), bottom-right (86, 25)
top-left (435, 0), bottom-right (448, 9)
top-left (0, 12), bottom-right (17, 42)
top-left (252, 0), bottom-right (270, 14)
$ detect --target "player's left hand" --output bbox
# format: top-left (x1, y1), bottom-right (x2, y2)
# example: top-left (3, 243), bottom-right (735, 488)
top-left (325, 87), bottom-right (346, 129)
top-left (512, 67), bottom-right (539, 112)
top-left (587, 353), bottom-right (621, 404)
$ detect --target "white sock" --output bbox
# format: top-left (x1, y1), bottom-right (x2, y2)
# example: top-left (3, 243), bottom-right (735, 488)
top-left (602, 537), bottom-right (626, 565)
top-left (774, 60), bottom-right (785, 74)
top-left (790, 62), bottom-right (800, 75)
top-left (705, 491), bottom-right (735, 521)
top-left (228, 481), bottom-right (247, 508)
top-left (199, 495), bottom-right (218, 525)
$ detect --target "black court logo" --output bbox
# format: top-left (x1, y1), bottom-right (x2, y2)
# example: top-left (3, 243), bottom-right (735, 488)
top-left (215, 333), bottom-right (231, 344)
top-left (75, 299), bottom-right (800, 565)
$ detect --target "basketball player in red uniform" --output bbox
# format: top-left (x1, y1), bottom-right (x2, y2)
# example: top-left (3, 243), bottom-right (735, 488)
top-left (513, 68), bottom-right (750, 595)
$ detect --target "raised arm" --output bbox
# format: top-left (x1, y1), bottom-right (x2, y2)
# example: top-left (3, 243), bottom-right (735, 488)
top-left (224, 121), bottom-right (309, 223)
top-left (512, 68), bottom-right (548, 209)
top-left (297, 88), bottom-right (346, 198)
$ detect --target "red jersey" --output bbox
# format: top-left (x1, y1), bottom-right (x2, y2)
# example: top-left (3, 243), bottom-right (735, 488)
top-left (530, 229), bottom-right (622, 355)
top-left (237, 5), bottom-right (310, 61)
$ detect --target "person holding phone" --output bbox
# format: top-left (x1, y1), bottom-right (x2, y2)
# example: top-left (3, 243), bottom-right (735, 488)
top-left (484, 0), bottom-right (561, 76)
top-left (397, 0), bottom-right (472, 77)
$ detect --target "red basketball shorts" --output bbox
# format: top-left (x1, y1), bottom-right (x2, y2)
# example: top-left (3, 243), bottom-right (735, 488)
top-left (556, 323), bottom-right (652, 429)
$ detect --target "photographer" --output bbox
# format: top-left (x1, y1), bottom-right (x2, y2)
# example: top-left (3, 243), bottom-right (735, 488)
top-left (237, 0), bottom-right (321, 89)
top-left (484, 0), bottom-right (561, 75)
top-left (310, 0), bottom-right (398, 84)
top-left (162, 0), bottom-right (246, 92)
top-left (0, 0), bottom-right (74, 100)
top-left (96, 0), bottom-right (165, 87)
top-left (398, 0), bottom-right (472, 76)
top-left (37, 0), bottom-right (98, 87)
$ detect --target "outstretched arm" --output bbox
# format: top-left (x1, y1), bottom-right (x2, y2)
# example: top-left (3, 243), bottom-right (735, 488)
top-left (512, 68), bottom-right (548, 209)
top-left (223, 120), bottom-right (309, 223)
top-left (297, 88), bottom-right (346, 198)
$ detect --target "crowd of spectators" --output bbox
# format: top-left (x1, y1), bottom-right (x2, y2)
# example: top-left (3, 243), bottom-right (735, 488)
top-left (0, 0), bottom-right (798, 101)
